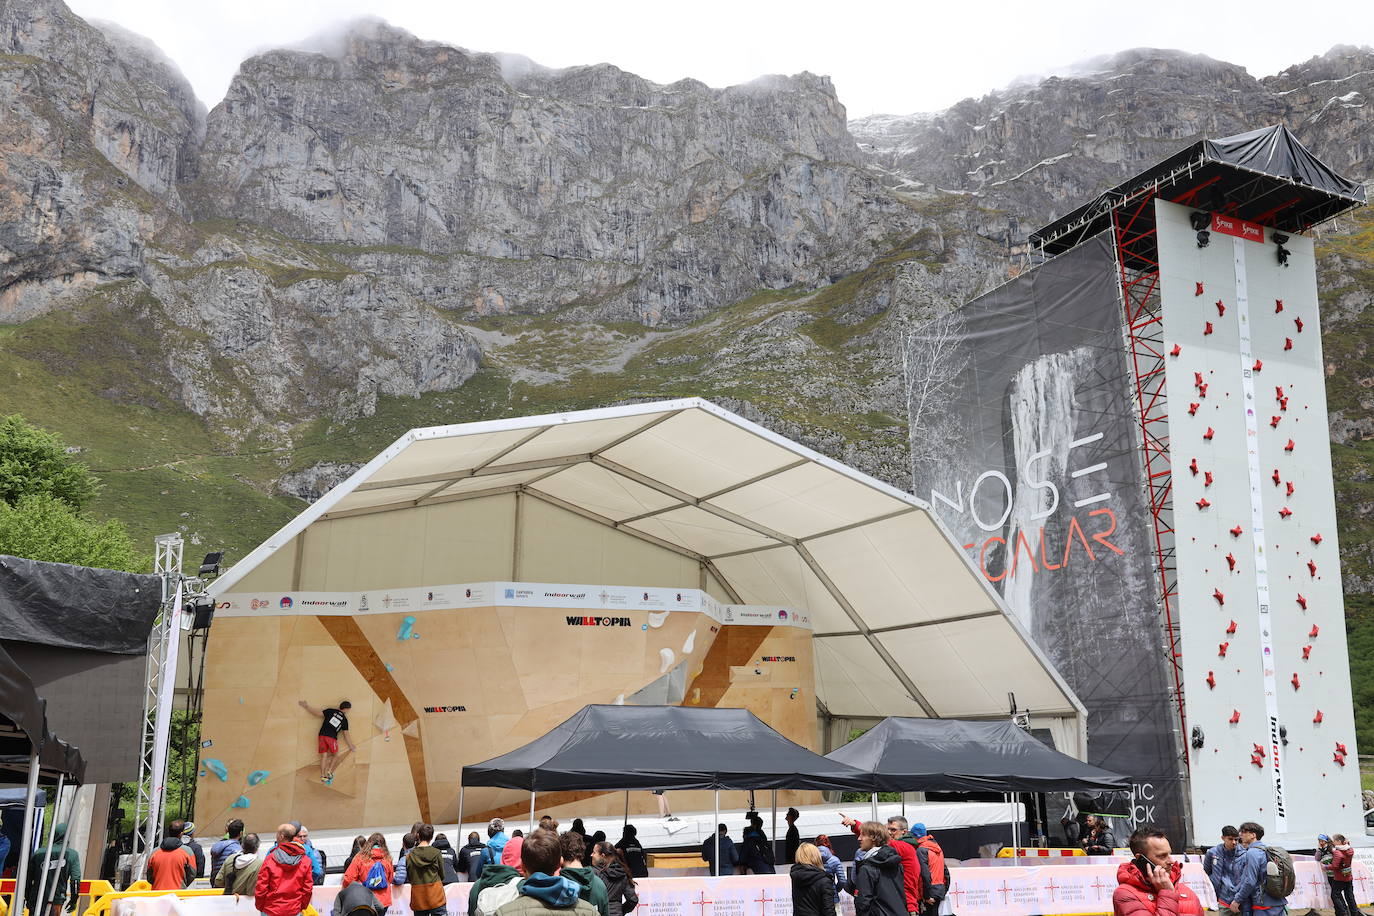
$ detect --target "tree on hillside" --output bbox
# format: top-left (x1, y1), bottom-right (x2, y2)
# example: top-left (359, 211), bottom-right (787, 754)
top-left (0, 414), bottom-right (146, 572)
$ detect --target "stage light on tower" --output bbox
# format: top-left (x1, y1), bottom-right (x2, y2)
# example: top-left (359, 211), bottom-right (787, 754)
top-left (1273, 232), bottom-right (1291, 267)
top-left (1190, 211), bottom-right (1211, 248)
top-left (198, 551), bottom-right (224, 578)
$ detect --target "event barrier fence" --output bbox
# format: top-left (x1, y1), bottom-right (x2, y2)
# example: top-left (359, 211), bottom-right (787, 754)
top-left (1, 879), bottom-right (116, 916)
top-left (80, 858), bottom-right (1373, 916)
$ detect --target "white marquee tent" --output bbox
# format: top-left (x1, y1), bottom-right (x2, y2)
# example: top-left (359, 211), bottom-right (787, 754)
top-left (212, 399), bottom-right (1087, 754)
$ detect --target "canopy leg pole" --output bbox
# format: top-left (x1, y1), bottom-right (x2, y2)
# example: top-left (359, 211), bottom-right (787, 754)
top-left (530, 790), bottom-right (537, 834)
top-left (870, 792), bottom-right (877, 823)
top-left (42, 782), bottom-right (76, 915)
top-left (12, 749), bottom-right (41, 916)
top-left (713, 789), bottom-right (720, 877)
top-left (623, 791), bottom-right (629, 830)
top-left (457, 783), bottom-right (465, 839)
top-left (902, 795), bottom-right (906, 820)
top-left (33, 773), bottom-right (66, 916)
top-left (771, 790), bottom-right (778, 865)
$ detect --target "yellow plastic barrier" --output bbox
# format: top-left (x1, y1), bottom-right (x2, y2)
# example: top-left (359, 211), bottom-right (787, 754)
top-left (996, 846), bottom-right (1087, 857)
top-left (82, 884), bottom-right (319, 916)
top-left (2, 879), bottom-right (116, 916)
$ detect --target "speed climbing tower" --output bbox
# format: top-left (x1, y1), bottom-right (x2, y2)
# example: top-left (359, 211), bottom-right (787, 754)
top-left (1032, 125), bottom-right (1367, 844)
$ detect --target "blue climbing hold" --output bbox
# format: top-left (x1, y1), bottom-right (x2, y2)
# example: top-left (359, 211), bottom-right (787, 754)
top-left (385, 663), bottom-right (395, 673)
top-left (248, 770), bottom-right (269, 786)
top-left (397, 615), bottom-right (416, 641)
top-left (203, 758), bottom-right (229, 782)
top-left (231, 795), bottom-right (250, 809)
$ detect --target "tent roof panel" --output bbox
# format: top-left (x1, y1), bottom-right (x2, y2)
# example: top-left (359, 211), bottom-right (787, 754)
top-left (498, 411), bottom-right (679, 466)
top-left (530, 461), bottom-right (681, 521)
top-left (708, 462), bottom-right (910, 538)
top-left (626, 506), bottom-right (779, 556)
top-left (710, 549), bottom-right (850, 632)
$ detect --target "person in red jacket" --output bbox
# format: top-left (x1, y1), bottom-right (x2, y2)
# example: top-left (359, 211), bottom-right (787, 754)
top-left (342, 833), bottom-right (396, 908)
top-left (1112, 827), bottom-right (1203, 916)
top-left (255, 824), bottom-right (315, 916)
top-left (841, 813), bottom-right (920, 914)
top-left (1328, 833), bottom-right (1357, 916)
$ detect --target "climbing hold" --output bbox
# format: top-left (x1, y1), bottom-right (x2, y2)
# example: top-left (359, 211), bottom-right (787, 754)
top-left (204, 758), bottom-right (229, 782)
top-left (1337, 742), bottom-right (1348, 755)
top-left (1272, 469), bottom-right (1282, 486)
top-left (1226, 555), bottom-right (1236, 573)
top-left (1213, 589), bottom-right (1225, 606)
top-left (1194, 371), bottom-right (1205, 387)
top-left (1253, 743), bottom-right (1265, 757)
top-left (1279, 507), bottom-right (1292, 519)
top-left (1284, 439), bottom-right (1295, 452)
top-left (1270, 416), bottom-right (1282, 428)
top-left (1188, 402), bottom-right (1199, 416)
top-left (1284, 338), bottom-right (1293, 351)
top-left (1204, 427), bottom-right (1215, 440)
top-left (1206, 671), bottom-right (1217, 689)
top-left (1275, 299), bottom-right (1284, 312)
top-left (1170, 343), bottom-right (1182, 356)
top-left (1204, 321), bottom-right (1214, 336)
top-left (231, 795), bottom-right (251, 808)
top-left (1195, 281), bottom-right (1205, 296)
top-left (1334, 753), bottom-right (1347, 766)
top-left (384, 663), bottom-right (395, 673)
top-left (681, 630), bottom-right (696, 654)
top-left (1197, 497), bottom-right (1211, 509)
top-left (1308, 560), bottom-right (1318, 576)
top-left (1295, 317), bottom-right (1304, 332)
top-left (1199, 383), bottom-right (1209, 397)
top-left (1280, 397), bottom-right (1289, 411)
top-left (248, 770), bottom-right (269, 786)
top-left (1310, 624), bottom-right (1320, 638)
top-left (1297, 594), bottom-right (1308, 609)
top-left (1231, 526), bottom-right (1244, 537)
top-left (1229, 709), bottom-right (1241, 724)
top-left (1189, 458), bottom-right (1199, 476)
top-left (1226, 618), bottom-right (1237, 633)
top-left (1312, 533), bottom-right (1323, 545)
top-left (647, 610), bottom-right (669, 628)
top-left (1276, 386), bottom-right (1285, 400)
top-left (659, 647), bottom-right (675, 674)
top-left (1216, 299), bottom-right (1226, 316)
top-left (1302, 646), bottom-right (1312, 660)
top-left (1292, 673), bottom-right (1301, 690)
top-left (1286, 481), bottom-right (1295, 496)
top-left (1314, 710), bottom-right (1324, 724)
top-left (1205, 471), bottom-right (1214, 487)
top-left (1251, 753), bottom-right (1265, 768)
top-left (396, 615), bottom-right (416, 641)
top-left (1219, 641), bottom-right (1230, 657)
top-left (1253, 359), bottom-right (1263, 372)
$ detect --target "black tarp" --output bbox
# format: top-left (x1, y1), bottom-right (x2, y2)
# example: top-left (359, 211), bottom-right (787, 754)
top-left (0, 643), bottom-right (87, 784)
top-left (0, 555), bottom-right (161, 654)
top-left (1033, 125), bottom-right (1366, 257)
top-left (461, 704), bottom-right (871, 792)
top-left (824, 718), bottom-right (1129, 793)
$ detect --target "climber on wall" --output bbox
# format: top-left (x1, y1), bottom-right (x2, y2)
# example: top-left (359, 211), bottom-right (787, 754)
top-left (299, 699), bottom-right (356, 784)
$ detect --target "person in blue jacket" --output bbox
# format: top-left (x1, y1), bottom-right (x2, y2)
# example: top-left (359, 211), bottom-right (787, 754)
top-left (1203, 826), bottom-right (1243, 911)
top-left (700, 824), bottom-right (739, 876)
top-left (1228, 821), bottom-right (1287, 916)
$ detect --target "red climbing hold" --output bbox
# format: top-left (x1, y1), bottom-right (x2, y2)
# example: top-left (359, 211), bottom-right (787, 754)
top-left (1286, 481), bottom-right (1295, 497)
top-left (1312, 533), bottom-right (1323, 545)
top-left (1207, 671), bottom-right (1217, 689)
top-left (1231, 526), bottom-right (1244, 537)
top-left (1275, 299), bottom-right (1284, 312)
top-left (1219, 641), bottom-right (1230, 656)
top-left (1310, 624), bottom-right (1320, 638)
top-left (1216, 299), bottom-right (1226, 316)
top-left (1199, 383), bottom-right (1209, 397)
top-left (1195, 282), bottom-right (1205, 296)
top-left (1189, 458), bottom-right (1199, 476)
top-left (1205, 471), bottom-right (1214, 487)
top-left (1229, 709), bottom-right (1241, 724)
top-left (1271, 416), bottom-right (1282, 428)
top-left (1314, 710), bottom-right (1324, 724)
top-left (1272, 469), bottom-right (1282, 486)
top-left (1279, 507), bottom-right (1293, 519)
top-left (1195, 372), bottom-right (1205, 387)
top-left (1251, 752), bottom-right (1265, 768)
top-left (1197, 497), bottom-right (1211, 509)
top-left (1254, 359), bottom-right (1263, 372)
top-left (1204, 427), bottom-right (1215, 440)
top-left (1226, 618), bottom-right (1237, 633)
top-left (1188, 402), bottom-right (1199, 416)
top-left (1303, 645), bottom-right (1313, 660)
top-left (1336, 742), bottom-right (1347, 755)
top-left (1292, 673), bottom-right (1301, 690)
top-left (1284, 338), bottom-right (1293, 351)
top-left (1204, 321), bottom-right (1214, 335)
top-left (1295, 317), bottom-right (1304, 332)
top-left (1285, 439), bottom-right (1295, 452)
top-left (1276, 386), bottom-right (1285, 400)
top-left (1213, 588), bottom-right (1225, 606)
top-left (1334, 752), bottom-right (1347, 766)
top-left (1308, 560), bottom-right (1318, 576)
top-left (1170, 343), bottom-right (1182, 356)
top-left (1280, 397), bottom-right (1289, 411)
top-left (1226, 556), bottom-right (1236, 573)
top-left (1297, 594), bottom-right (1308, 609)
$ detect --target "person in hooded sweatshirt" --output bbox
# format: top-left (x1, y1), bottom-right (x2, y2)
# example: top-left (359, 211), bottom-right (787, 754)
top-left (25, 822), bottom-right (82, 916)
top-left (495, 830), bottom-right (596, 916)
top-left (215, 832), bottom-right (263, 895)
top-left (471, 836), bottom-right (524, 916)
top-left (406, 824), bottom-right (449, 916)
top-left (613, 827), bottom-right (647, 880)
top-left (814, 836), bottom-right (843, 903)
top-left (432, 834), bottom-right (461, 883)
top-left (148, 827), bottom-right (198, 890)
top-left (847, 821), bottom-right (905, 916)
top-left (557, 832), bottom-right (608, 916)
top-left (459, 833), bottom-right (486, 882)
top-left (255, 824), bottom-right (314, 916)
top-left (211, 820), bottom-right (246, 878)
top-left (591, 842), bottom-right (638, 916)
top-left (1111, 827), bottom-right (1202, 916)
top-left (478, 820), bottom-right (510, 878)
top-left (790, 843), bottom-right (836, 916)
top-left (342, 833), bottom-right (395, 908)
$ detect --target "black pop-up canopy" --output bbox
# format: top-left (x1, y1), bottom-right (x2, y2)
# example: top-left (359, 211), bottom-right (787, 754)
top-left (0, 641), bottom-right (85, 784)
top-left (825, 718), bottom-right (1128, 793)
top-left (461, 704), bottom-right (871, 792)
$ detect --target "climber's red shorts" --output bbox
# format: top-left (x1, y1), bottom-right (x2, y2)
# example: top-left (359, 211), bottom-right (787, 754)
top-left (317, 736), bottom-right (338, 754)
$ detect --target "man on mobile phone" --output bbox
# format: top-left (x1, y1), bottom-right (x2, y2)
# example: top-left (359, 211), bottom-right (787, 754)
top-left (1111, 827), bottom-right (1203, 916)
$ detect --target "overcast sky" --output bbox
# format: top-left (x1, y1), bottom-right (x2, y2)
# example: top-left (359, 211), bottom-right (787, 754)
top-left (67, 0), bottom-right (1371, 118)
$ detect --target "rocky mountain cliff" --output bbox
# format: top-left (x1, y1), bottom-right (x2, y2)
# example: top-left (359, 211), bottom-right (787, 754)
top-left (0, 0), bottom-right (1370, 599)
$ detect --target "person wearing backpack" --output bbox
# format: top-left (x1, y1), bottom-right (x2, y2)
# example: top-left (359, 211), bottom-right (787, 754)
top-left (343, 833), bottom-right (396, 908)
top-left (1229, 822), bottom-right (1290, 916)
top-left (215, 832), bottom-right (263, 895)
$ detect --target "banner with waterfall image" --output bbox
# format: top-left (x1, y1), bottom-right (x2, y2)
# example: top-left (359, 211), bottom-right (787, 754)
top-left (902, 232), bottom-right (1186, 841)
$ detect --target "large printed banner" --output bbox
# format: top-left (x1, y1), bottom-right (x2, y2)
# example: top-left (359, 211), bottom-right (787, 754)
top-left (907, 232), bottom-right (1186, 838)
top-left (109, 862), bottom-right (1371, 916)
